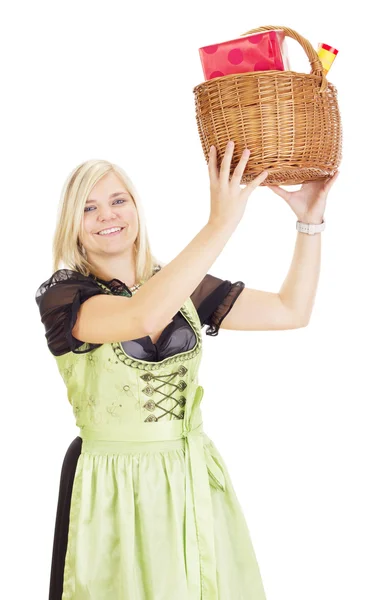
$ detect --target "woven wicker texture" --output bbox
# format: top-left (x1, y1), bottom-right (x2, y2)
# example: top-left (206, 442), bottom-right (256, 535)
top-left (194, 26), bottom-right (343, 186)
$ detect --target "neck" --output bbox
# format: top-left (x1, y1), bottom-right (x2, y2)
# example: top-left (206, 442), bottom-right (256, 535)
top-left (87, 252), bottom-right (137, 287)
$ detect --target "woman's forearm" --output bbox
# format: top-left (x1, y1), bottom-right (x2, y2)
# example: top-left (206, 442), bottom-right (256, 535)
top-left (132, 221), bottom-right (236, 333)
top-left (278, 231), bottom-right (322, 326)
top-left (268, 172), bottom-right (339, 327)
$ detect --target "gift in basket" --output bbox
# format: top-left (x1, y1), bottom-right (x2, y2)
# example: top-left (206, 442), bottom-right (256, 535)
top-left (194, 26), bottom-right (342, 186)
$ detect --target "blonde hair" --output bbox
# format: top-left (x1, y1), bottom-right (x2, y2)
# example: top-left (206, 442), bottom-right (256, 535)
top-left (52, 159), bottom-right (163, 282)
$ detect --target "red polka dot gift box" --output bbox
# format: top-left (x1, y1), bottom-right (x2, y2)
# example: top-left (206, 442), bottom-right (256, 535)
top-left (199, 29), bottom-right (291, 80)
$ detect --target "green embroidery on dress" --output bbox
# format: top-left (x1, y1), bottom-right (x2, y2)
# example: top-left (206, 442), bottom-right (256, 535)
top-left (87, 394), bottom-right (103, 426)
top-left (60, 353), bottom-right (83, 383)
top-left (62, 364), bottom-right (75, 382)
top-left (106, 400), bottom-right (124, 423)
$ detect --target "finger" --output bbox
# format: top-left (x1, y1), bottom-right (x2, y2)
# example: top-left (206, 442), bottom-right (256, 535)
top-left (247, 170), bottom-right (269, 191)
top-left (208, 146), bottom-right (219, 184)
top-left (231, 147), bottom-right (251, 183)
top-left (219, 141), bottom-right (235, 184)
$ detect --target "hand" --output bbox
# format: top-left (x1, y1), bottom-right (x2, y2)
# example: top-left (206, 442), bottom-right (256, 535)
top-left (208, 141), bottom-right (268, 229)
top-left (266, 171), bottom-right (340, 223)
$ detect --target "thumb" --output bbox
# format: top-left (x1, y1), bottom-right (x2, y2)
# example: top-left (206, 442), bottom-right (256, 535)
top-left (267, 185), bottom-right (290, 202)
top-left (323, 170), bottom-right (340, 193)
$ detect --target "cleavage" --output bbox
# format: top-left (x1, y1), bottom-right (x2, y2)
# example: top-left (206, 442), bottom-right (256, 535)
top-left (147, 319), bottom-right (174, 346)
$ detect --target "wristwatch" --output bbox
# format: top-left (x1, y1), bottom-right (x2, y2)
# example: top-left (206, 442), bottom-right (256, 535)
top-left (296, 218), bottom-right (325, 235)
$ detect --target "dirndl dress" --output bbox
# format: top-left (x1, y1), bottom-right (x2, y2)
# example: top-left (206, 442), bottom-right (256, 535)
top-left (35, 267), bottom-right (267, 600)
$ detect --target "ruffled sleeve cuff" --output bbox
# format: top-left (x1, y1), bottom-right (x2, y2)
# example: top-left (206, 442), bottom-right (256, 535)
top-left (204, 281), bottom-right (244, 336)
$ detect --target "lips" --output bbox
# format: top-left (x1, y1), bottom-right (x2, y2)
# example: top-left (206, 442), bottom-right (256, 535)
top-left (95, 227), bottom-right (125, 236)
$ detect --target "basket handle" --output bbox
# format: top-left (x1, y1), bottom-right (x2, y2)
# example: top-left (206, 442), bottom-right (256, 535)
top-left (239, 25), bottom-right (328, 93)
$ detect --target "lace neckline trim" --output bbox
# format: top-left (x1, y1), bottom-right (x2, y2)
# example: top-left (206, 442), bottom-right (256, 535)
top-left (88, 265), bottom-right (161, 293)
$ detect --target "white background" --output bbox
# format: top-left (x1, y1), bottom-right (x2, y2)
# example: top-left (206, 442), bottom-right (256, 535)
top-left (2, 1), bottom-right (369, 599)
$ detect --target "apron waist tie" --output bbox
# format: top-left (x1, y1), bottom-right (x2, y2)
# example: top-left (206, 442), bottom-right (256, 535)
top-left (79, 385), bottom-right (225, 599)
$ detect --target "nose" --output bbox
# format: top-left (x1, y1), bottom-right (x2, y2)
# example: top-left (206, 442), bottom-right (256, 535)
top-left (97, 205), bottom-right (117, 221)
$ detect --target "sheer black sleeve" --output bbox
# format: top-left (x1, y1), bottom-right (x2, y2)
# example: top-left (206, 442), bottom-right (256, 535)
top-left (35, 269), bottom-right (105, 356)
top-left (190, 274), bottom-right (245, 336)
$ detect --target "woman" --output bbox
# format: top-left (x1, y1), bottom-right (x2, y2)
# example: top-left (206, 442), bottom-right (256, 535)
top-left (35, 141), bottom-right (339, 599)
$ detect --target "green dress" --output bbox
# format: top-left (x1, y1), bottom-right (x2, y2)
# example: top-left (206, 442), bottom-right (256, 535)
top-left (36, 268), bottom-right (267, 600)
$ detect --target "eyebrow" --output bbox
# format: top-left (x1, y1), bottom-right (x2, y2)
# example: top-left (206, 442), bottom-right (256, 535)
top-left (86, 191), bottom-right (131, 204)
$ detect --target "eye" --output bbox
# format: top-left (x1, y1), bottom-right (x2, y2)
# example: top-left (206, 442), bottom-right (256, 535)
top-left (84, 198), bottom-right (126, 212)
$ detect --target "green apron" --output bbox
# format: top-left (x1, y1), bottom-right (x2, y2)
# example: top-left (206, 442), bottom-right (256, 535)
top-left (54, 281), bottom-right (267, 599)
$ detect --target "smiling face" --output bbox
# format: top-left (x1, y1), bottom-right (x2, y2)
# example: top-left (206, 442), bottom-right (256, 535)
top-left (79, 170), bottom-right (139, 261)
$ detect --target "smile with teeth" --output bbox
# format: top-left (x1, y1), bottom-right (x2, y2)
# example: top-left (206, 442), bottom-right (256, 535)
top-left (97, 227), bottom-right (125, 236)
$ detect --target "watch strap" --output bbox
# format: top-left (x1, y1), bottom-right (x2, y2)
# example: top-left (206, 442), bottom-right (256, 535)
top-left (296, 219), bottom-right (325, 235)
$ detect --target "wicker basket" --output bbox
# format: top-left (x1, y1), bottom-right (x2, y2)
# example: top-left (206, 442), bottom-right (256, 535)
top-left (193, 25), bottom-right (343, 186)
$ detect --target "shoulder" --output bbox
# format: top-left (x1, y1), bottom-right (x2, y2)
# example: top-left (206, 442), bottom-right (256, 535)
top-left (35, 268), bottom-right (90, 293)
top-left (35, 269), bottom-right (101, 309)
top-left (35, 269), bottom-right (105, 356)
